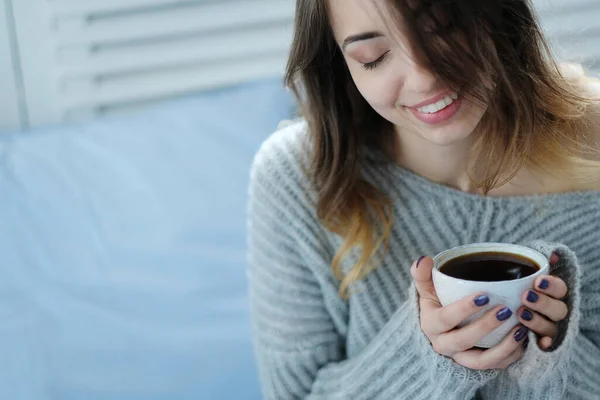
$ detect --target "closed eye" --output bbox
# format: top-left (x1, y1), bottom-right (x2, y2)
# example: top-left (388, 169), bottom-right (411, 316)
top-left (361, 50), bottom-right (390, 71)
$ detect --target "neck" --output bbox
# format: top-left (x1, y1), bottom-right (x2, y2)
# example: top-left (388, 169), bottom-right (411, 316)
top-left (395, 129), bottom-right (478, 193)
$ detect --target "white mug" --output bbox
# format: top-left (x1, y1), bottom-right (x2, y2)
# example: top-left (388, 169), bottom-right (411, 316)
top-left (432, 243), bottom-right (549, 348)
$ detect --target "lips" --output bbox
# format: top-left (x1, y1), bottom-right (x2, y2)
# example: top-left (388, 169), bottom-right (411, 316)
top-left (407, 92), bottom-right (463, 125)
top-left (415, 92), bottom-right (459, 114)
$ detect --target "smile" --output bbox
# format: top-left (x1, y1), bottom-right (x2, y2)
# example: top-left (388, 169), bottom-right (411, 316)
top-left (415, 92), bottom-right (459, 114)
top-left (407, 91), bottom-right (462, 125)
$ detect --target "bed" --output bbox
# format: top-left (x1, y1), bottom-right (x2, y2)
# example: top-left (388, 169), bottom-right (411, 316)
top-left (1, 1), bottom-right (296, 398)
top-left (0, 79), bottom-right (295, 399)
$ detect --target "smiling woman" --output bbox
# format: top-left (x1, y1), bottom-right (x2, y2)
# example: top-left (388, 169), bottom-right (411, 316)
top-left (247, 0), bottom-right (600, 399)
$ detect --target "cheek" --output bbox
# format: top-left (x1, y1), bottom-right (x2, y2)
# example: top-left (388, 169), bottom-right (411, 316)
top-left (350, 71), bottom-right (399, 112)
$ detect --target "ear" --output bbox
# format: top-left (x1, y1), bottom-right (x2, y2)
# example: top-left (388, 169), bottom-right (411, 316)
top-left (561, 62), bottom-right (600, 154)
top-left (558, 61), bottom-right (586, 81)
top-left (582, 82), bottom-right (600, 153)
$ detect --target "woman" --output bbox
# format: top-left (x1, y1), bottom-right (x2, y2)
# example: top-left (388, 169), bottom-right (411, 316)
top-left (247, 0), bottom-right (600, 399)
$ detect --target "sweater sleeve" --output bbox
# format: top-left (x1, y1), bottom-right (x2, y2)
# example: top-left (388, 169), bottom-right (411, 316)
top-left (478, 241), bottom-right (600, 399)
top-left (246, 132), bottom-right (498, 400)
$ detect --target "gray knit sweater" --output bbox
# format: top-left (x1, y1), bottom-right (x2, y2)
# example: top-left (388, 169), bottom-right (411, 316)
top-left (246, 121), bottom-right (600, 400)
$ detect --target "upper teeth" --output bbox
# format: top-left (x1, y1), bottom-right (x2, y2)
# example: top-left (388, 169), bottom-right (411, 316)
top-left (416, 92), bottom-right (458, 113)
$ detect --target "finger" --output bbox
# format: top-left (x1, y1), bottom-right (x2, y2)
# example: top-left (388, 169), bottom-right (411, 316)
top-left (495, 343), bottom-right (525, 369)
top-left (426, 292), bottom-right (491, 336)
top-left (518, 307), bottom-right (558, 338)
top-left (534, 275), bottom-right (568, 300)
top-left (549, 252), bottom-right (559, 265)
top-left (450, 348), bottom-right (484, 370)
top-left (432, 293), bottom-right (490, 335)
top-left (539, 336), bottom-right (553, 350)
top-left (411, 257), bottom-right (439, 307)
top-left (455, 325), bottom-right (528, 370)
top-left (523, 290), bottom-right (568, 322)
top-left (435, 305), bottom-right (512, 355)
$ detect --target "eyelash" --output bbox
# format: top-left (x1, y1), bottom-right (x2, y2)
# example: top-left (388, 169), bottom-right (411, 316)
top-left (361, 50), bottom-right (390, 71)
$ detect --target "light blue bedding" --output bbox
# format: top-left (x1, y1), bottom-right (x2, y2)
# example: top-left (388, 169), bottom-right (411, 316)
top-left (0, 79), bottom-right (295, 399)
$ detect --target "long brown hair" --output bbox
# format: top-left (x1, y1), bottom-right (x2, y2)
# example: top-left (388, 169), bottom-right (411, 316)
top-left (284, 0), bottom-right (600, 299)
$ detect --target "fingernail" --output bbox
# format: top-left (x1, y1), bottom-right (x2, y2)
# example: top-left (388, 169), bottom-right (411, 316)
top-left (514, 326), bottom-right (529, 342)
top-left (539, 279), bottom-right (549, 290)
top-left (527, 291), bottom-right (539, 303)
top-left (497, 307), bottom-right (513, 321)
top-left (474, 295), bottom-right (490, 307)
top-left (416, 256), bottom-right (426, 268)
top-left (521, 309), bottom-right (533, 321)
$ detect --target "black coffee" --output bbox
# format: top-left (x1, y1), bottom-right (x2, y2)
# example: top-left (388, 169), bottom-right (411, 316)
top-left (440, 251), bottom-right (539, 282)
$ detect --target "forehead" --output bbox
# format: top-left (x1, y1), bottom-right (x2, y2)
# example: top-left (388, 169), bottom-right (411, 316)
top-left (327, 0), bottom-right (407, 42)
top-left (327, 0), bottom-right (386, 37)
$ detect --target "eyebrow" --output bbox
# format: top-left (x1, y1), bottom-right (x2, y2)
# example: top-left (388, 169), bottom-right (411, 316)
top-left (342, 31), bottom-right (383, 51)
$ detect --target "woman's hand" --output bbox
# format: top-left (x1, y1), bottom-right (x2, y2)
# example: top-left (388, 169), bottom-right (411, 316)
top-left (517, 253), bottom-right (568, 350)
top-left (412, 256), bottom-right (528, 370)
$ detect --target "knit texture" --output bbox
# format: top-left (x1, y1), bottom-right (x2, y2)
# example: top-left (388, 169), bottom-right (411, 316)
top-left (247, 121), bottom-right (600, 400)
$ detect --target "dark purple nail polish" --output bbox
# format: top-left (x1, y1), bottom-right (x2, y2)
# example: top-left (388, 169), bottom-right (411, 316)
top-left (497, 307), bottom-right (512, 321)
top-left (527, 291), bottom-right (539, 303)
top-left (521, 309), bottom-right (533, 321)
top-left (514, 326), bottom-right (529, 342)
top-left (474, 295), bottom-right (490, 307)
top-left (539, 279), bottom-right (549, 290)
top-left (416, 256), bottom-right (426, 268)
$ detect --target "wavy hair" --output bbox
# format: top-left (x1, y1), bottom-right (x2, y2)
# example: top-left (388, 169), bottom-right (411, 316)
top-left (284, 0), bottom-right (600, 299)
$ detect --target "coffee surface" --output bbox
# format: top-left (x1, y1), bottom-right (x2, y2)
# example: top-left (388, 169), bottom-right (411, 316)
top-left (440, 252), bottom-right (539, 282)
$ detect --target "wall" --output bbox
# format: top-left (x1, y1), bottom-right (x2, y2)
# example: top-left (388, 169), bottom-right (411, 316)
top-left (0, 0), bottom-right (22, 132)
top-left (1, 0), bottom-right (599, 134)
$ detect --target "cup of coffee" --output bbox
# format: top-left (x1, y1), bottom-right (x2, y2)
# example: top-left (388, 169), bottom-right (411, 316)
top-left (432, 243), bottom-right (549, 348)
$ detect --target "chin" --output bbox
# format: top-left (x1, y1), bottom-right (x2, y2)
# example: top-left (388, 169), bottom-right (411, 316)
top-left (418, 122), bottom-right (476, 146)
top-left (388, 115), bottom-right (480, 147)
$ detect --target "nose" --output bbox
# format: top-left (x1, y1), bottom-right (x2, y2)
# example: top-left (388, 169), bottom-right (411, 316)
top-left (401, 56), bottom-right (438, 94)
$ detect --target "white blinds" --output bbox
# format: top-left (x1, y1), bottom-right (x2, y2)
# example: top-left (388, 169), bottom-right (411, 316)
top-left (11, 0), bottom-right (295, 126)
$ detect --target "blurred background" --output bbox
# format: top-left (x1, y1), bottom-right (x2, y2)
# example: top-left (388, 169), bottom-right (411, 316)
top-left (1, 0), bottom-right (599, 133)
top-left (0, 0), bottom-right (296, 133)
top-left (0, 1), bottom-right (598, 400)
